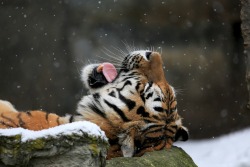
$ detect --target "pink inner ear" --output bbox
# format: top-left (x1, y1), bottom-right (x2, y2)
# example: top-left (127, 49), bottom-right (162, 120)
top-left (102, 62), bottom-right (118, 82)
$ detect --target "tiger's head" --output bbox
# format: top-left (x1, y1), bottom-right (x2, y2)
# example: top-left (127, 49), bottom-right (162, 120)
top-left (81, 50), bottom-right (166, 92)
top-left (79, 50), bottom-right (188, 158)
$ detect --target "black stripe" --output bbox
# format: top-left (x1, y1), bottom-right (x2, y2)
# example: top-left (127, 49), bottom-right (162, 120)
top-left (26, 111), bottom-right (32, 116)
top-left (145, 92), bottom-right (153, 99)
top-left (141, 124), bottom-right (164, 133)
top-left (166, 128), bottom-right (175, 134)
top-left (154, 97), bottom-right (161, 101)
top-left (75, 112), bottom-right (82, 116)
top-left (137, 106), bottom-right (149, 117)
top-left (153, 107), bottom-right (164, 112)
top-left (89, 103), bottom-right (106, 118)
top-left (145, 82), bottom-right (153, 92)
top-left (69, 115), bottom-right (74, 123)
top-left (143, 119), bottom-right (153, 124)
top-left (45, 113), bottom-right (49, 121)
top-left (117, 80), bottom-right (132, 91)
top-left (120, 76), bottom-right (134, 82)
top-left (119, 92), bottom-right (136, 110)
top-left (108, 91), bottom-right (116, 97)
top-left (135, 82), bottom-right (141, 91)
top-left (140, 93), bottom-right (145, 103)
top-left (153, 115), bottom-right (160, 120)
top-left (144, 128), bottom-right (164, 137)
top-left (104, 99), bottom-right (130, 122)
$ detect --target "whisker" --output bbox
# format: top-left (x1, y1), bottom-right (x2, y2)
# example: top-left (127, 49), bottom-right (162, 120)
top-left (110, 46), bottom-right (127, 58)
top-left (132, 41), bottom-right (136, 52)
top-left (87, 59), bottom-right (92, 64)
top-left (173, 87), bottom-right (186, 95)
top-left (100, 49), bottom-right (124, 62)
top-left (122, 41), bottom-right (133, 53)
top-left (102, 47), bottom-right (124, 61)
top-left (96, 55), bottom-right (121, 64)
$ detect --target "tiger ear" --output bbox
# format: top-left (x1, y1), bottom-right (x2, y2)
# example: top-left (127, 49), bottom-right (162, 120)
top-left (174, 126), bottom-right (189, 141)
top-left (118, 133), bottom-right (135, 157)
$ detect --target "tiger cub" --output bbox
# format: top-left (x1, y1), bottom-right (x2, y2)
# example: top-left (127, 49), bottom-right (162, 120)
top-left (0, 50), bottom-right (188, 159)
top-left (73, 50), bottom-right (188, 158)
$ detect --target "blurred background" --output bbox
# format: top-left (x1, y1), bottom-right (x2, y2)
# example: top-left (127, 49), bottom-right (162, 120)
top-left (0, 0), bottom-right (249, 139)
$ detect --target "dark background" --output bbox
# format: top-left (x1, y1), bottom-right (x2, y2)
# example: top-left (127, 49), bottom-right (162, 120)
top-left (0, 0), bottom-right (249, 139)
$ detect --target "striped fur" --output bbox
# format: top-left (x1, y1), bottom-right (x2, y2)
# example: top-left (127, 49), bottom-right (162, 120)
top-left (73, 51), bottom-right (188, 158)
top-left (0, 50), bottom-right (188, 159)
top-left (0, 100), bottom-right (69, 130)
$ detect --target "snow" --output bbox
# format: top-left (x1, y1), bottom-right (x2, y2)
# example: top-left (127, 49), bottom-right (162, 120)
top-left (0, 121), bottom-right (107, 142)
top-left (175, 128), bottom-right (250, 167)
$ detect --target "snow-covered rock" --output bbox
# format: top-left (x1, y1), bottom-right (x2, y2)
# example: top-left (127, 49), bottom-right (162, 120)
top-left (0, 121), bottom-right (108, 167)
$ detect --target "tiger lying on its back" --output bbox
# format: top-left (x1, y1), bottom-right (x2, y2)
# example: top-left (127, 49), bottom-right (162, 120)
top-left (0, 50), bottom-right (188, 159)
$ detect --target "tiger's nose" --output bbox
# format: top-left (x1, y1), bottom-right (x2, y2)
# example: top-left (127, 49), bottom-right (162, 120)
top-left (145, 51), bottom-right (152, 60)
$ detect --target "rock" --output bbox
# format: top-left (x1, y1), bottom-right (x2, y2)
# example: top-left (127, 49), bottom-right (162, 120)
top-left (0, 122), bottom-right (196, 167)
top-left (0, 122), bottom-right (108, 167)
top-left (106, 146), bottom-right (197, 167)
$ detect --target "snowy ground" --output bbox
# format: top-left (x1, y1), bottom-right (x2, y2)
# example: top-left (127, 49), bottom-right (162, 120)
top-left (175, 127), bottom-right (250, 167)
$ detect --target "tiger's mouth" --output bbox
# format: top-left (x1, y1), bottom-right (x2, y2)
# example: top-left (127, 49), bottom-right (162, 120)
top-left (88, 62), bottom-right (118, 88)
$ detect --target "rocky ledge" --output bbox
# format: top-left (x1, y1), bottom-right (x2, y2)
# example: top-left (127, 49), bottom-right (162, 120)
top-left (0, 121), bottom-right (108, 167)
top-left (0, 122), bottom-right (196, 167)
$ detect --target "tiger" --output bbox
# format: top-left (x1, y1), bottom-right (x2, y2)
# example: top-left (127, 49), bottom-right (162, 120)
top-left (0, 50), bottom-right (188, 159)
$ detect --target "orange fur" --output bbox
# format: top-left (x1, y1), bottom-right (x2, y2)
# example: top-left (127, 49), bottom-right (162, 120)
top-left (0, 101), bottom-right (67, 130)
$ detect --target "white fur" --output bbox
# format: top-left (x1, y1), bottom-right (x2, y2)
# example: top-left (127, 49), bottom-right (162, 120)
top-left (0, 100), bottom-right (18, 112)
top-left (81, 64), bottom-right (99, 92)
top-left (170, 86), bottom-right (176, 97)
top-left (175, 118), bottom-right (182, 127)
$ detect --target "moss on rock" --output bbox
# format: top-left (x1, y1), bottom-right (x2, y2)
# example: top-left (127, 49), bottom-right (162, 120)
top-left (106, 146), bottom-right (197, 167)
